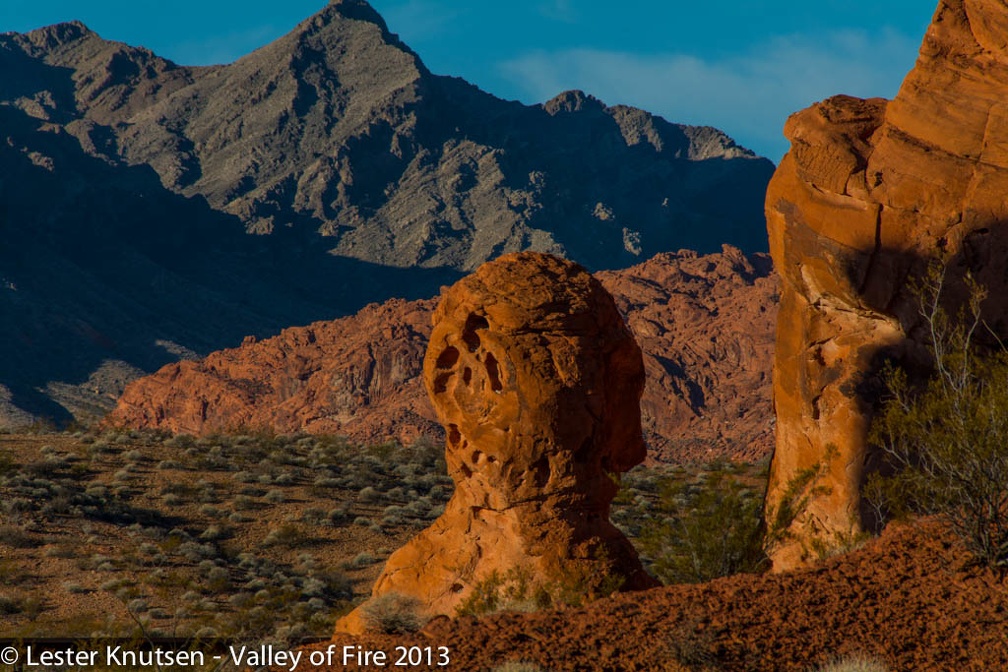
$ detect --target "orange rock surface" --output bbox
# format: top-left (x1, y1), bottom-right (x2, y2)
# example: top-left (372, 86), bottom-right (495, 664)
top-left (336, 252), bottom-right (656, 633)
top-left (107, 248), bottom-right (777, 463)
top-left (765, 0), bottom-right (1008, 568)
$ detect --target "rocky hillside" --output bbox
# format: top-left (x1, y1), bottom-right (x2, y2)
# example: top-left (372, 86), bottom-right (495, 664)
top-left (109, 247), bottom-right (777, 463)
top-left (0, 0), bottom-right (773, 427)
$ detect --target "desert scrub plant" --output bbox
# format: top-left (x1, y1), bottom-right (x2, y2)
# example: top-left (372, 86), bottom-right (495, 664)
top-left (637, 462), bottom-right (768, 584)
top-left (456, 569), bottom-right (549, 616)
top-left (262, 523), bottom-right (302, 547)
top-left (0, 524), bottom-right (38, 548)
top-left (456, 554), bottom-right (624, 617)
top-left (360, 592), bottom-right (427, 634)
top-left (491, 663), bottom-right (551, 672)
top-left (866, 267), bottom-right (1008, 571)
top-left (814, 654), bottom-right (889, 672)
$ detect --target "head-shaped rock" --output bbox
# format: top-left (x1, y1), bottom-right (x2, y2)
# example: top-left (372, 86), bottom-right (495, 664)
top-left (423, 252), bottom-right (646, 513)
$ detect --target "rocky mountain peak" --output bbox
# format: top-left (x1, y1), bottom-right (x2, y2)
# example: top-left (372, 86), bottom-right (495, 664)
top-left (21, 21), bottom-right (93, 51)
top-left (0, 2), bottom-right (773, 426)
top-left (544, 89), bottom-right (606, 115)
top-left (323, 0), bottom-right (395, 29)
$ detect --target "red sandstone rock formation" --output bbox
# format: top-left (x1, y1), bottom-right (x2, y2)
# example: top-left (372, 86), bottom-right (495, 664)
top-left (336, 252), bottom-right (656, 633)
top-left (107, 298), bottom-right (439, 446)
top-left (599, 246), bottom-right (776, 463)
top-left (108, 248), bottom-right (777, 463)
top-left (765, 0), bottom-right (1008, 568)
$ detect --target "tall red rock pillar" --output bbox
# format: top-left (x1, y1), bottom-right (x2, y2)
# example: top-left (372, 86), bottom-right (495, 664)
top-left (765, 0), bottom-right (1008, 568)
top-left (336, 252), bottom-right (656, 633)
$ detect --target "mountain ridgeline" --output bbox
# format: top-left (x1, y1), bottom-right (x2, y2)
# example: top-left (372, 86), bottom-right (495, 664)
top-left (0, 0), bottom-right (773, 425)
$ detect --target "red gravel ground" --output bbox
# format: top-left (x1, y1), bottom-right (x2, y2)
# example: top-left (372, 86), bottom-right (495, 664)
top-left (301, 520), bottom-right (1008, 671)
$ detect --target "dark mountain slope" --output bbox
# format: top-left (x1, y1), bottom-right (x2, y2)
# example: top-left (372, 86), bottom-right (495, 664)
top-left (0, 0), bottom-right (772, 424)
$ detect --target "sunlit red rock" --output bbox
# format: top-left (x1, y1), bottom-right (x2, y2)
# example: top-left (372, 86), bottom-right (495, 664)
top-left (108, 248), bottom-right (777, 463)
top-left (765, 0), bottom-right (1008, 568)
top-left (335, 252), bottom-right (656, 633)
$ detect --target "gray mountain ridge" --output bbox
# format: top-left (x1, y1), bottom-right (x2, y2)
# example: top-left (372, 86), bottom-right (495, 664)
top-left (0, 0), bottom-right (773, 425)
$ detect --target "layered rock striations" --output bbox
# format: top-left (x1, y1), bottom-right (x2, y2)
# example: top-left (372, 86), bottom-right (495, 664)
top-left (336, 253), bottom-right (656, 633)
top-left (765, 0), bottom-right (1008, 568)
top-left (108, 248), bottom-right (777, 463)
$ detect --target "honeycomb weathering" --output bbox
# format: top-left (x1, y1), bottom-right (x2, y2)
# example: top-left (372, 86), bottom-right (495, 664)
top-left (336, 252), bottom-right (656, 633)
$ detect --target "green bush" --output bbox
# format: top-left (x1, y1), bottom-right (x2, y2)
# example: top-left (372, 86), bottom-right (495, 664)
top-left (360, 592), bottom-right (427, 634)
top-left (867, 269), bottom-right (1008, 571)
top-left (637, 463), bottom-right (767, 584)
top-left (456, 569), bottom-right (550, 617)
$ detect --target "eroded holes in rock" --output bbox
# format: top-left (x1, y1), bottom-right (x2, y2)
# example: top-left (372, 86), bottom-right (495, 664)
top-left (448, 424), bottom-right (462, 449)
top-left (433, 372), bottom-right (452, 394)
top-left (462, 314), bottom-right (489, 352)
top-left (463, 367), bottom-right (472, 385)
top-left (450, 583), bottom-right (464, 593)
top-left (485, 352), bottom-right (503, 392)
top-left (436, 345), bottom-right (460, 369)
top-left (471, 450), bottom-right (482, 464)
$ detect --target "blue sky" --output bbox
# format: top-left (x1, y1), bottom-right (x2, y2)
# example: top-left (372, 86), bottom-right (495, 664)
top-left (1, 1), bottom-right (936, 161)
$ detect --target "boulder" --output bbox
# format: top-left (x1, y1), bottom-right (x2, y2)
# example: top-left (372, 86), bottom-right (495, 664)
top-left (765, 0), bottom-right (1008, 568)
top-left (335, 252), bottom-right (656, 633)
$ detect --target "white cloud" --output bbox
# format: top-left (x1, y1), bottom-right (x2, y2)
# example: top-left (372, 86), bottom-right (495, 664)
top-left (499, 29), bottom-right (919, 162)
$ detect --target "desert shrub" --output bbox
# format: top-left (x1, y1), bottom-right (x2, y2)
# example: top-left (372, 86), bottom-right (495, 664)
top-left (263, 488), bottom-right (285, 503)
top-left (231, 494), bottom-right (257, 511)
top-left (161, 493), bottom-right (183, 507)
top-left (0, 453), bottom-right (18, 476)
top-left (358, 486), bottom-right (380, 502)
top-left (157, 459), bottom-right (184, 470)
top-left (0, 524), bottom-right (37, 548)
top-left (312, 476), bottom-right (341, 490)
top-left (867, 269), bottom-right (1008, 571)
top-left (263, 524), bottom-right (302, 547)
top-left (815, 655), bottom-right (889, 672)
top-left (359, 592), bottom-right (427, 634)
top-left (637, 463), bottom-right (767, 584)
top-left (456, 556), bottom-right (624, 617)
top-left (300, 507), bottom-right (327, 525)
top-left (457, 569), bottom-right (550, 616)
top-left (348, 551), bottom-right (379, 568)
top-left (0, 595), bottom-right (23, 615)
top-left (491, 663), bottom-right (550, 672)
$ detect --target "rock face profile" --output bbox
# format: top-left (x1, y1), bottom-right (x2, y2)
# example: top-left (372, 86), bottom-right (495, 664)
top-left (336, 253), bottom-right (656, 633)
top-left (0, 0), bottom-right (773, 426)
top-left (765, 0), bottom-right (1008, 568)
top-left (108, 248), bottom-right (777, 463)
